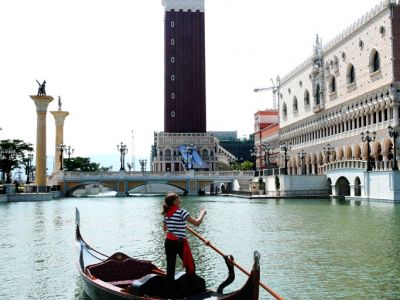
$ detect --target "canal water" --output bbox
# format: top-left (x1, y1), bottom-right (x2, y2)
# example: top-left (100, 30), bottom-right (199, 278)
top-left (0, 196), bottom-right (399, 300)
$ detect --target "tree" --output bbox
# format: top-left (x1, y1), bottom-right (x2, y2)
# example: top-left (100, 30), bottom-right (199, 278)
top-left (0, 139), bottom-right (33, 183)
top-left (240, 160), bottom-right (254, 171)
top-left (63, 156), bottom-right (102, 171)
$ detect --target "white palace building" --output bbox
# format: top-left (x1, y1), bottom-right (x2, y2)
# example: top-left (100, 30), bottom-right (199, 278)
top-left (275, 0), bottom-right (400, 202)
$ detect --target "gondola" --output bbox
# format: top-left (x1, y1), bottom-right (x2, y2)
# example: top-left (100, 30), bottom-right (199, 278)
top-left (75, 208), bottom-right (260, 300)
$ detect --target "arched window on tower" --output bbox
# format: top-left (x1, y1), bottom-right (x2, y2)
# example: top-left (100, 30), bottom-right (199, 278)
top-left (347, 64), bottom-right (355, 84)
top-left (370, 49), bottom-right (380, 73)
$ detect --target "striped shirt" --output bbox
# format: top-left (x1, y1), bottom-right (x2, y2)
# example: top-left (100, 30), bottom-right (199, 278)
top-left (164, 208), bottom-right (190, 238)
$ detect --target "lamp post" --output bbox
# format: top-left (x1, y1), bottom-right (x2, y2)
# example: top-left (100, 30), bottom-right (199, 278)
top-left (117, 142), bottom-right (128, 171)
top-left (25, 152), bottom-right (34, 184)
top-left (228, 157), bottom-right (237, 170)
top-left (262, 144), bottom-right (272, 175)
top-left (361, 131), bottom-right (376, 171)
top-left (297, 150), bottom-right (306, 175)
top-left (250, 146), bottom-right (263, 174)
top-left (139, 159), bottom-right (147, 173)
top-left (64, 145), bottom-right (74, 171)
top-left (388, 126), bottom-right (399, 170)
top-left (280, 143), bottom-right (291, 175)
top-left (56, 144), bottom-right (66, 170)
top-left (323, 144), bottom-right (334, 164)
top-left (185, 144), bottom-right (196, 170)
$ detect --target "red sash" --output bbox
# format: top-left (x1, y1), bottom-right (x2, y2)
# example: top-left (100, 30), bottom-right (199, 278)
top-left (166, 232), bottom-right (195, 274)
top-left (166, 204), bottom-right (179, 217)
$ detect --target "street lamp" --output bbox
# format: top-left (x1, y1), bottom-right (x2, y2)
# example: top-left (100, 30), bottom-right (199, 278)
top-left (388, 126), bottom-right (399, 171)
top-left (139, 159), bottom-right (147, 173)
top-left (323, 144), bottom-right (335, 164)
top-left (250, 146), bottom-right (262, 174)
top-left (297, 150), bottom-right (306, 175)
top-left (63, 145), bottom-right (74, 171)
top-left (185, 144), bottom-right (196, 170)
top-left (66, 146), bottom-right (74, 160)
top-left (280, 143), bottom-right (291, 175)
top-left (25, 152), bottom-right (34, 184)
top-left (228, 157), bottom-right (237, 170)
top-left (261, 144), bottom-right (272, 174)
top-left (361, 131), bottom-right (376, 171)
top-left (56, 144), bottom-right (66, 170)
top-left (117, 142), bottom-right (128, 171)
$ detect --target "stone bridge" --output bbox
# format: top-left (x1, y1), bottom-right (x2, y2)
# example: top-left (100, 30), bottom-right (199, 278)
top-left (56, 170), bottom-right (255, 196)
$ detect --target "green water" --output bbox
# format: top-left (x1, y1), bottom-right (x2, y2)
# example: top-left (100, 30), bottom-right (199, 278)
top-left (0, 196), bottom-right (399, 300)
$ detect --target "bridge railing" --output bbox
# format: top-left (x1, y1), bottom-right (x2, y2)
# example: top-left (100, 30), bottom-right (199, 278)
top-left (60, 170), bottom-right (255, 179)
top-left (318, 159), bottom-right (399, 174)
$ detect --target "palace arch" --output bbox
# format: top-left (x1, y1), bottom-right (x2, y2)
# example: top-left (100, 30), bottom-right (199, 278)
top-left (335, 176), bottom-right (350, 196)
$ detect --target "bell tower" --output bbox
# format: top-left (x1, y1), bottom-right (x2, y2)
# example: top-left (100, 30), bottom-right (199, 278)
top-left (163, 0), bottom-right (206, 133)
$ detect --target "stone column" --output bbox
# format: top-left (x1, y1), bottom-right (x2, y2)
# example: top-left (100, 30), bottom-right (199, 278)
top-left (50, 111), bottom-right (69, 172)
top-left (392, 103), bottom-right (399, 127)
top-left (30, 95), bottom-right (54, 188)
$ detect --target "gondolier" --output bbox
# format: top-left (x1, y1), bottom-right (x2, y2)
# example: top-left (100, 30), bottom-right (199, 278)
top-left (162, 193), bottom-right (207, 298)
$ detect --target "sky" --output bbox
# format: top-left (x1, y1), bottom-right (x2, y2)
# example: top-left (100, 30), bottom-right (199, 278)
top-left (0, 0), bottom-right (382, 171)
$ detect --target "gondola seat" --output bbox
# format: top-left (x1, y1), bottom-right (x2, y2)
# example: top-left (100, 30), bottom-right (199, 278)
top-left (86, 256), bottom-right (159, 286)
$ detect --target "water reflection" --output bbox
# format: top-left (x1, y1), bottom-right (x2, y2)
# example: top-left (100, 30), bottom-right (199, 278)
top-left (0, 197), bottom-right (399, 300)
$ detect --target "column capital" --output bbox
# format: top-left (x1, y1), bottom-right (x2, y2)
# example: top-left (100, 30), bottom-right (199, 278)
top-left (30, 95), bottom-right (54, 113)
top-left (51, 111), bottom-right (70, 126)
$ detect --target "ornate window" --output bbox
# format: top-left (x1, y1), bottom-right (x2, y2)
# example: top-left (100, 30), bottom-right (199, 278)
top-left (315, 84), bottom-right (321, 105)
top-left (347, 64), bottom-right (355, 84)
top-left (304, 89), bottom-right (310, 106)
top-left (329, 75), bottom-right (336, 93)
top-left (170, 92), bottom-right (175, 99)
top-left (171, 75), bottom-right (175, 81)
top-left (370, 49), bottom-right (380, 73)
top-left (171, 111), bottom-right (176, 118)
top-left (165, 149), bottom-right (172, 161)
top-left (282, 102), bottom-right (287, 118)
top-left (171, 21), bottom-right (175, 28)
top-left (202, 149), bottom-right (209, 159)
top-left (293, 97), bottom-right (298, 113)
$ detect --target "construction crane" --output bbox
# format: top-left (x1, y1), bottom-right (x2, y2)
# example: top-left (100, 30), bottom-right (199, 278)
top-left (253, 77), bottom-right (280, 110)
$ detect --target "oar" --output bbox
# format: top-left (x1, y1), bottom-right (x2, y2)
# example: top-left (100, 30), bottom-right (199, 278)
top-left (186, 225), bottom-right (284, 300)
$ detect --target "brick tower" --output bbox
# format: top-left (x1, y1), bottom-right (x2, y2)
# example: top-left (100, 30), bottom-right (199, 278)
top-left (163, 0), bottom-right (206, 133)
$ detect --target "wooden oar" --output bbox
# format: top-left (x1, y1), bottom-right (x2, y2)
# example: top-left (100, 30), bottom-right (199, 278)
top-left (186, 225), bottom-right (284, 300)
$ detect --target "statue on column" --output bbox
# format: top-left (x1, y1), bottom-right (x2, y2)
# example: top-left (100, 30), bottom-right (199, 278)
top-left (58, 96), bottom-right (62, 111)
top-left (36, 80), bottom-right (47, 96)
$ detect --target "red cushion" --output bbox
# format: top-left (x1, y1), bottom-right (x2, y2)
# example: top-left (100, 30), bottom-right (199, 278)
top-left (86, 257), bottom-right (157, 282)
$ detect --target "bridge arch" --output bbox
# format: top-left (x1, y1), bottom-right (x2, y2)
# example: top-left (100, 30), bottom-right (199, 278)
top-left (128, 182), bottom-right (187, 195)
top-left (354, 177), bottom-right (361, 196)
top-left (335, 176), bottom-right (350, 196)
top-left (327, 178), bottom-right (332, 195)
top-left (64, 182), bottom-right (117, 196)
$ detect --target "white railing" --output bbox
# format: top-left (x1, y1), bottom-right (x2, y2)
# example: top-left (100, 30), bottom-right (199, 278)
top-left (318, 159), bottom-right (399, 173)
top-left (60, 170), bottom-right (255, 179)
